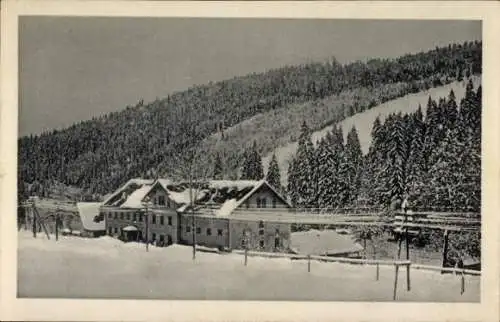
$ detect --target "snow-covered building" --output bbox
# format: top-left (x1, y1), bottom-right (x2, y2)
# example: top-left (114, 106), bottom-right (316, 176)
top-left (76, 202), bottom-right (106, 238)
top-left (99, 178), bottom-right (293, 251)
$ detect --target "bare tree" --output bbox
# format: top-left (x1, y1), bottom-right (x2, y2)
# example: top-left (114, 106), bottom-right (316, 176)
top-left (162, 120), bottom-right (215, 260)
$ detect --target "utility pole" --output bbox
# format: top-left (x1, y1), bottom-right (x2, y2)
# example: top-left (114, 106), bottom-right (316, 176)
top-left (142, 197), bottom-right (152, 252)
top-left (190, 165), bottom-right (196, 261)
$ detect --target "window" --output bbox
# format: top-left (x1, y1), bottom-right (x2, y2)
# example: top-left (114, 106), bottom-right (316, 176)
top-left (133, 213), bottom-right (137, 222)
top-left (168, 216), bottom-right (172, 226)
top-left (114, 227), bottom-right (118, 234)
top-left (217, 229), bottom-right (223, 236)
top-left (167, 200), bottom-right (171, 208)
top-left (196, 227), bottom-right (201, 234)
top-left (160, 215), bottom-right (165, 225)
top-left (158, 195), bottom-right (165, 206)
top-left (256, 198), bottom-right (261, 208)
top-left (259, 221), bottom-right (264, 228)
top-left (108, 213), bottom-right (112, 219)
top-left (120, 213), bottom-right (124, 220)
top-left (246, 201), bottom-right (250, 209)
top-left (159, 235), bottom-right (165, 243)
top-left (207, 228), bottom-right (212, 236)
top-left (186, 226), bottom-right (191, 233)
top-left (152, 233), bottom-right (156, 241)
top-left (259, 240), bottom-right (265, 248)
top-left (261, 198), bottom-right (267, 208)
top-left (152, 215), bottom-right (156, 224)
top-left (108, 227), bottom-right (112, 235)
top-left (272, 198), bottom-right (277, 208)
top-left (114, 212), bottom-right (118, 219)
top-left (127, 213), bottom-right (130, 221)
top-left (259, 230), bottom-right (264, 236)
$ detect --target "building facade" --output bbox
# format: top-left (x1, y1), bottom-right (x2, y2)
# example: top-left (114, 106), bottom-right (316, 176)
top-left (98, 178), bottom-right (293, 251)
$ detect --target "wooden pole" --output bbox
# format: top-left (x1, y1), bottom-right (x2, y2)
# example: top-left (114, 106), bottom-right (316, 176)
top-left (244, 245), bottom-right (248, 266)
top-left (461, 269), bottom-right (465, 295)
top-left (33, 205), bottom-right (50, 240)
top-left (442, 230), bottom-right (450, 269)
top-left (405, 227), bottom-right (411, 291)
top-left (55, 214), bottom-right (59, 241)
top-left (24, 206), bottom-right (29, 230)
top-left (393, 264), bottom-right (400, 300)
top-left (32, 206), bottom-right (37, 238)
top-left (376, 263), bottom-right (380, 281)
top-left (308, 254), bottom-right (311, 272)
top-left (145, 206), bottom-right (149, 252)
top-left (397, 234), bottom-right (403, 259)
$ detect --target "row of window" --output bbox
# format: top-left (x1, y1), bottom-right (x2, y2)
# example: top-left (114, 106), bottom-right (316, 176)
top-left (153, 195), bottom-right (172, 208)
top-left (106, 212), bottom-right (173, 225)
top-left (185, 225), bottom-right (224, 236)
top-left (241, 237), bottom-right (281, 248)
top-left (245, 197), bottom-right (278, 208)
top-left (107, 227), bottom-right (172, 243)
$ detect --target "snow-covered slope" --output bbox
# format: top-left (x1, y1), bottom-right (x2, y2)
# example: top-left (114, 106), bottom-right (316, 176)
top-left (262, 76), bottom-right (481, 187)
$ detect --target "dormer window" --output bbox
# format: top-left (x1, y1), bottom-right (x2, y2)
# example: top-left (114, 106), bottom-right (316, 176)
top-left (158, 195), bottom-right (166, 206)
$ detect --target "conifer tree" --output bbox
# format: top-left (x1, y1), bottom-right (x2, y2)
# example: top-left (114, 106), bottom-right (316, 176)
top-left (240, 141), bottom-right (264, 180)
top-left (294, 121), bottom-right (315, 208)
top-left (287, 158), bottom-right (298, 206)
top-left (344, 126), bottom-right (363, 205)
top-left (213, 153), bottom-right (223, 180)
top-left (266, 153), bottom-right (281, 190)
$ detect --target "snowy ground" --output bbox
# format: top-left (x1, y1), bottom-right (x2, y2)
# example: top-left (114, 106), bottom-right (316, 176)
top-left (17, 231), bottom-right (479, 302)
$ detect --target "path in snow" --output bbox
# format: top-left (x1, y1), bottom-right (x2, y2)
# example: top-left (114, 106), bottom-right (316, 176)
top-left (17, 231), bottom-right (479, 301)
top-left (262, 77), bottom-right (481, 187)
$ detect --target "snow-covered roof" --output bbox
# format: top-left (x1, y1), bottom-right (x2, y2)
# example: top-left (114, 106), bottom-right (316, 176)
top-left (149, 179), bottom-right (290, 216)
top-left (102, 178), bottom-right (155, 208)
top-left (76, 202), bottom-right (105, 231)
top-left (290, 230), bottom-right (364, 256)
top-left (103, 177), bottom-right (290, 215)
top-left (120, 185), bottom-right (152, 208)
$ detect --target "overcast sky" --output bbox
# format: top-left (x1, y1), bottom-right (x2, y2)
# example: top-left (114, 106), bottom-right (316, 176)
top-left (18, 17), bottom-right (481, 136)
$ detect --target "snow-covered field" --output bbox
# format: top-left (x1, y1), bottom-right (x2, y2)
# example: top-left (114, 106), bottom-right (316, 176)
top-left (17, 231), bottom-right (479, 302)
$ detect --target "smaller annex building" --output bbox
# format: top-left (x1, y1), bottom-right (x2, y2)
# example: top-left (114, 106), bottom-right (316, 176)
top-left (99, 178), bottom-right (293, 252)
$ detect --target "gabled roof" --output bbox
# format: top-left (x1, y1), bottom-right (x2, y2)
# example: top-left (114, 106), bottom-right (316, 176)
top-left (213, 180), bottom-right (291, 217)
top-left (102, 178), bottom-right (154, 208)
top-left (145, 179), bottom-right (291, 217)
top-left (77, 202), bottom-right (105, 231)
top-left (102, 177), bottom-right (291, 216)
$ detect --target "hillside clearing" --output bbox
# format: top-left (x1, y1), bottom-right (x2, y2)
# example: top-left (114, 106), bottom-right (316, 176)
top-left (17, 231), bottom-right (479, 301)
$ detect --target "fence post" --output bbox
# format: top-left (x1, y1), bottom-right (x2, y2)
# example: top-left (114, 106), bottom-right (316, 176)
top-left (441, 230), bottom-right (450, 271)
top-left (461, 269), bottom-right (465, 295)
top-left (393, 264), bottom-right (400, 301)
top-left (406, 263), bottom-right (411, 291)
top-left (244, 247), bottom-right (248, 266)
top-left (376, 263), bottom-right (380, 281)
top-left (308, 254), bottom-right (311, 273)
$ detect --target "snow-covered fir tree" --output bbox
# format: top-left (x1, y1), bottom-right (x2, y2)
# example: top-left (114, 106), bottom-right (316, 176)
top-left (266, 153), bottom-right (281, 191)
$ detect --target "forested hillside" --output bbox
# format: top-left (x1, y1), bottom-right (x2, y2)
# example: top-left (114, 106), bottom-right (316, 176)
top-left (18, 41), bottom-right (482, 201)
top-left (286, 79), bottom-right (481, 212)
top-left (259, 77), bottom-right (480, 186)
